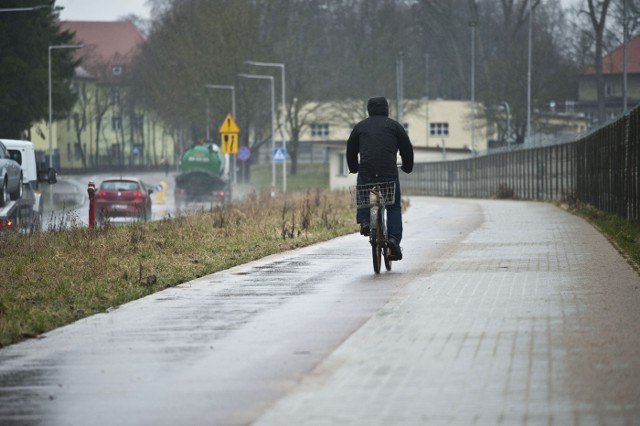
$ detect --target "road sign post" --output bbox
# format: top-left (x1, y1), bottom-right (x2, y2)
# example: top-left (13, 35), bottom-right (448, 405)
top-left (237, 146), bottom-right (251, 183)
top-left (219, 113), bottom-right (240, 195)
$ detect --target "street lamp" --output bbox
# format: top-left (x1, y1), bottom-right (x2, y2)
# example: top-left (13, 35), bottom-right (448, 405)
top-left (204, 84), bottom-right (236, 139)
top-left (0, 5), bottom-right (50, 12)
top-left (244, 60), bottom-right (286, 193)
top-left (238, 73), bottom-right (276, 196)
top-left (48, 44), bottom-right (84, 170)
top-left (48, 43), bottom-right (83, 210)
top-left (204, 84), bottom-right (236, 185)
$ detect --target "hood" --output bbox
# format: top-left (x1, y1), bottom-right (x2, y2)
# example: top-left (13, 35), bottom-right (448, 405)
top-left (367, 97), bottom-right (389, 117)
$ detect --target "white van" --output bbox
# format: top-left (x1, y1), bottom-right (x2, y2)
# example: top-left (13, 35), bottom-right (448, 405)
top-left (0, 139), bottom-right (56, 189)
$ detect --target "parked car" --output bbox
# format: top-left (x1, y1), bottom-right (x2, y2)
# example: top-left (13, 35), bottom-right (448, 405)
top-left (95, 177), bottom-right (153, 223)
top-left (0, 140), bottom-right (23, 207)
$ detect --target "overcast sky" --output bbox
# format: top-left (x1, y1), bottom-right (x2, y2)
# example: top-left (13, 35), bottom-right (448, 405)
top-left (56, 0), bottom-right (151, 21)
top-left (56, 0), bottom-right (580, 22)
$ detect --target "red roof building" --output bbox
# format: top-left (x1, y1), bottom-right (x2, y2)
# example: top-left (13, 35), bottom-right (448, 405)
top-left (582, 33), bottom-right (640, 75)
top-left (59, 21), bottom-right (144, 82)
top-left (577, 33), bottom-right (640, 126)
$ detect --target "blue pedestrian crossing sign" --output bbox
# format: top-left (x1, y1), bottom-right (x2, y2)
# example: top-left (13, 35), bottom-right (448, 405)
top-left (273, 147), bottom-right (286, 161)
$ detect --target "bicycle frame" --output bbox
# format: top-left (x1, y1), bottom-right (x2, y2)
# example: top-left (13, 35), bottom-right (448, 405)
top-left (352, 181), bottom-right (396, 274)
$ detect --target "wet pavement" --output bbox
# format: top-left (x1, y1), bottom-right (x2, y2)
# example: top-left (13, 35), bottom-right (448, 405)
top-left (1, 197), bottom-right (639, 425)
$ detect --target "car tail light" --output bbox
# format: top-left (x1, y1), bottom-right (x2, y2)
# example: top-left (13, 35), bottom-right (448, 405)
top-left (132, 191), bottom-right (144, 197)
top-left (0, 219), bottom-right (14, 229)
top-left (213, 191), bottom-right (225, 197)
top-left (96, 190), bottom-right (107, 197)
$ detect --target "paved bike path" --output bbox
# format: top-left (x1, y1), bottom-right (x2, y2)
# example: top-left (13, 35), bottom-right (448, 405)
top-left (1, 197), bottom-right (639, 425)
top-left (253, 198), bottom-right (640, 425)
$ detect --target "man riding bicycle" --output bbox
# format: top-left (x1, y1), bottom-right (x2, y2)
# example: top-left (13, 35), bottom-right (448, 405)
top-left (346, 96), bottom-right (414, 260)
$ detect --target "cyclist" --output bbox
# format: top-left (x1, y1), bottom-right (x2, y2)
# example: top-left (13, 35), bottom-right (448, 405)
top-left (346, 96), bottom-right (414, 260)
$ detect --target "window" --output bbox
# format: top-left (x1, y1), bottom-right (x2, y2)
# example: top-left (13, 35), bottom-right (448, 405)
top-left (339, 154), bottom-right (349, 176)
top-left (101, 180), bottom-right (140, 191)
top-left (112, 116), bottom-right (122, 131)
top-left (7, 149), bottom-right (22, 165)
top-left (430, 122), bottom-right (449, 136)
top-left (110, 88), bottom-right (120, 105)
top-left (112, 65), bottom-right (124, 76)
top-left (565, 100), bottom-right (575, 114)
top-left (311, 123), bottom-right (329, 137)
top-left (605, 83), bottom-right (614, 97)
top-left (74, 143), bottom-right (83, 161)
top-left (134, 114), bottom-right (144, 131)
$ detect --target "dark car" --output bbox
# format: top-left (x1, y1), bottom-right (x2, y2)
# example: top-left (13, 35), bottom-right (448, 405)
top-left (0, 140), bottom-right (23, 207)
top-left (95, 177), bottom-right (153, 222)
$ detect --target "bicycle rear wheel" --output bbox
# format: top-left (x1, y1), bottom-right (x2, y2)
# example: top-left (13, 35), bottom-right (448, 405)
top-left (384, 248), bottom-right (392, 271)
top-left (372, 208), bottom-right (386, 274)
top-left (380, 207), bottom-right (392, 271)
top-left (371, 234), bottom-right (381, 274)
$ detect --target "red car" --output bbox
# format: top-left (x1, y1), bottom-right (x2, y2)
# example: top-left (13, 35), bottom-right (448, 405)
top-left (95, 177), bottom-right (153, 223)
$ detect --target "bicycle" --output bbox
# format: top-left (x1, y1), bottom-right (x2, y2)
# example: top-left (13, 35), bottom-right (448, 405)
top-left (352, 181), bottom-right (396, 274)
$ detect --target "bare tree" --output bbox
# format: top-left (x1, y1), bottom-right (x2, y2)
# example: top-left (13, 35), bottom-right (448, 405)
top-left (585, 0), bottom-right (613, 125)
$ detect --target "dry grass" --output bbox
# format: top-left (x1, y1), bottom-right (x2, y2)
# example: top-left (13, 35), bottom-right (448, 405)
top-left (0, 188), bottom-right (356, 347)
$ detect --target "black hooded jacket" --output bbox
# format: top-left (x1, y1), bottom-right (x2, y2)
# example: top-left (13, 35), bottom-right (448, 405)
top-left (346, 97), bottom-right (414, 177)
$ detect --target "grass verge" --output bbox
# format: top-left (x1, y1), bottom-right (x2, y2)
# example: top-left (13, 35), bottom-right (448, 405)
top-left (568, 203), bottom-right (640, 272)
top-left (0, 186), bottom-right (356, 348)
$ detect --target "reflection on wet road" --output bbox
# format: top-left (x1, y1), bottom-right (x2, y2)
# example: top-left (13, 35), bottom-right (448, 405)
top-left (0, 197), bottom-right (482, 425)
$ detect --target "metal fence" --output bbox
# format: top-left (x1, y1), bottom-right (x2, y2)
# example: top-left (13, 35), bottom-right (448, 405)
top-left (400, 104), bottom-right (640, 221)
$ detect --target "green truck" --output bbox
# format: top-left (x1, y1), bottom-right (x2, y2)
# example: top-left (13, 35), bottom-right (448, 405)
top-left (174, 142), bottom-right (230, 206)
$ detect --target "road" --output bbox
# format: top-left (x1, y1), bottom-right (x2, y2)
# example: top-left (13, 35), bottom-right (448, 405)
top-left (40, 171), bottom-right (221, 229)
top-left (1, 197), bottom-right (639, 425)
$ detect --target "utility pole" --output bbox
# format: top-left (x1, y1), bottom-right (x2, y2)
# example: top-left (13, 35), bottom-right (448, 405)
top-left (396, 52), bottom-right (404, 126)
top-left (527, 0), bottom-right (533, 142)
top-left (469, 0), bottom-right (478, 154)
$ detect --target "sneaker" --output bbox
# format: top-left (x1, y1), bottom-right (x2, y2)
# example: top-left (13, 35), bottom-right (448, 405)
top-left (360, 222), bottom-right (370, 236)
top-left (387, 238), bottom-right (403, 260)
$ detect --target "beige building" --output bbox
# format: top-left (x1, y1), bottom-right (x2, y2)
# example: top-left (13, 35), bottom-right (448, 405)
top-left (311, 99), bottom-right (487, 190)
top-left (30, 21), bottom-right (174, 173)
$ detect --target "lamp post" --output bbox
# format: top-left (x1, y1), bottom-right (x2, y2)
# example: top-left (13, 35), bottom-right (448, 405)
top-left (526, 0), bottom-right (533, 142)
top-left (396, 52), bottom-right (404, 125)
top-left (0, 5), bottom-right (49, 12)
top-left (503, 101), bottom-right (511, 150)
top-left (623, 0), bottom-right (628, 112)
top-left (205, 84), bottom-right (236, 185)
top-left (238, 73), bottom-right (276, 196)
top-left (49, 44), bottom-right (84, 170)
top-left (244, 61), bottom-right (286, 193)
top-left (468, 0), bottom-right (478, 155)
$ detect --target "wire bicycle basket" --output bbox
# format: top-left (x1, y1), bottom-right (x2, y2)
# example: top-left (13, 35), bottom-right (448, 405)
top-left (351, 181), bottom-right (396, 208)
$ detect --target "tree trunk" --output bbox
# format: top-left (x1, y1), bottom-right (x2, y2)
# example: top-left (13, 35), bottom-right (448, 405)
top-left (587, 0), bottom-right (612, 126)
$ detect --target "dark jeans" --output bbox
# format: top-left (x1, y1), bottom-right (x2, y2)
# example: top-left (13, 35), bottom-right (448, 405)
top-left (356, 174), bottom-right (402, 243)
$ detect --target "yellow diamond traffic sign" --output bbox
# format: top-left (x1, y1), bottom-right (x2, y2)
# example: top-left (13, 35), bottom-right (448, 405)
top-left (219, 113), bottom-right (240, 133)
